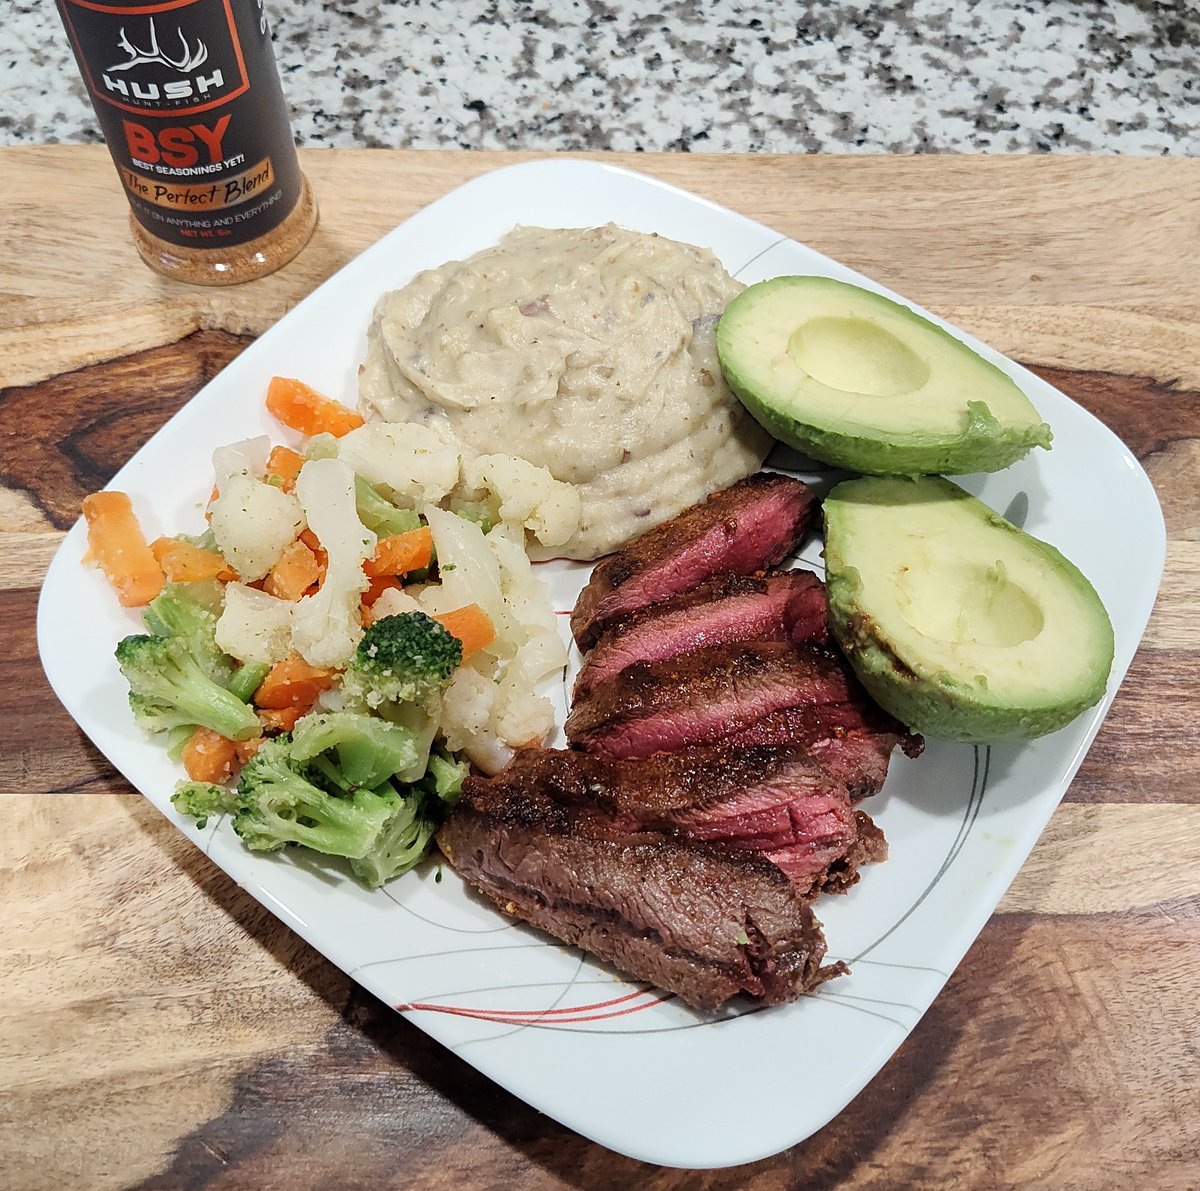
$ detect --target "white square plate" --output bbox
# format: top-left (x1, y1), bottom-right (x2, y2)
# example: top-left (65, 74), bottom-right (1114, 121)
top-left (38, 160), bottom-right (1165, 1169)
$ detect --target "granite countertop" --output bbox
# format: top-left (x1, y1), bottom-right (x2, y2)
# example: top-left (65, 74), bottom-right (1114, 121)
top-left (5, 1), bottom-right (1197, 154)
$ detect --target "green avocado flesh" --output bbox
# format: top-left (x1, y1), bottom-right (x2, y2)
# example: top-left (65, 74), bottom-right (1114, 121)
top-left (716, 276), bottom-right (1053, 475)
top-left (823, 475), bottom-right (1114, 743)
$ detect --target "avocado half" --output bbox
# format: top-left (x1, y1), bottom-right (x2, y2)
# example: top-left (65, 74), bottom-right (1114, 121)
top-left (716, 276), bottom-right (1053, 475)
top-left (823, 475), bottom-right (1114, 743)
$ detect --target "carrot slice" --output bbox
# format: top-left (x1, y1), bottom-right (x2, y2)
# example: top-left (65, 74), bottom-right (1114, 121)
top-left (81, 491), bottom-right (165, 608)
top-left (434, 603), bottom-right (495, 660)
top-left (263, 538), bottom-right (323, 601)
top-left (265, 376), bottom-right (365, 438)
top-left (361, 574), bottom-right (403, 609)
top-left (264, 444), bottom-right (305, 487)
top-left (257, 706), bottom-right (305, 734)
top-left (298, 527), bottom-right (328, 567)
top-left (181, 727), bottom-right (239, 784)
top-left (254, 654), bottom-right (337, 712)
top-left (150, 537), bottom-right (235, 583)
top-left (364, 527), bottom-right (434, 578)
top-left (234, 737), bottom-right (265, 765)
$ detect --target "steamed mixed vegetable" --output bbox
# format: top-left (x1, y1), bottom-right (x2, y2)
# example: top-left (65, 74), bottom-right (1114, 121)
top-left (82, 377), bottom-right (581, 886)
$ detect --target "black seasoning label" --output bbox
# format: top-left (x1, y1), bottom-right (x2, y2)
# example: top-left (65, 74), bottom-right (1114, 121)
top-left (57, 0), bottom-right (304, 249)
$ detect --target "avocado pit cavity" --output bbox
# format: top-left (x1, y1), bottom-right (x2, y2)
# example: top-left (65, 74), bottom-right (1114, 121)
top-left (893, 554), bottom-right (1044, 649)
top-left (788, 316), bottom-right (930, 398)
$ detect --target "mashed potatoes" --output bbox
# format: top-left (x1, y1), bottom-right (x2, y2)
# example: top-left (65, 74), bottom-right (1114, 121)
top-left (359, 224), bottom-right (771, 559)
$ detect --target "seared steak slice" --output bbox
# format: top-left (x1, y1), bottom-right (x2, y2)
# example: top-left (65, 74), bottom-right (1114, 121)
top-left (574, 568), bottom-right (828, 698)
top-left (440, 829), bottom-right (842, 1012)
top-left (566, 641), bottom-right (852, 760)
top-left (456, 742), bottom-right (873, 894)
top-left (730, 704), bottom-right (925, 800)
top-left (439, 756), bottom-right (851, 1011)
top-left (571, 472), bottom-right (816, 649)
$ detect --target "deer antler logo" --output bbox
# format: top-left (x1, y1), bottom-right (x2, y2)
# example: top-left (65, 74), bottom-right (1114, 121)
top-left (108, 17), bottom-right (209, 74)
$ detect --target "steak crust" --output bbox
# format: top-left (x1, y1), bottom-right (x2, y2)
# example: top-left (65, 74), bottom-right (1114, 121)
top-left (728, 704), bottom-right (924, 800)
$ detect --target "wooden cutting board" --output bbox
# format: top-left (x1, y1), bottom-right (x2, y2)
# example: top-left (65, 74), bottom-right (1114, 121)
top-left (2, 146), bottom-right (1198, 1190)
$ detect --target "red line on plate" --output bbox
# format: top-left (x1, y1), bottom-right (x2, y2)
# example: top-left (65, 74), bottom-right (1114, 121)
top-left (398, 987), bottom-right (653, 1017)
top-left (471, 987), bottom-right (655, 1016)
top-left (397, 990), bottom-right (674, 1025)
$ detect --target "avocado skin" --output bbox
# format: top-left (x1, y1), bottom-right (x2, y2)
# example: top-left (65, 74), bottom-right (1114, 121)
top-left (725, 379), bottom-right (1048, 478)
top-left (716, 276), bottom-right (1053, 476)
top-left (823, 476), bottom-right (1115, 744)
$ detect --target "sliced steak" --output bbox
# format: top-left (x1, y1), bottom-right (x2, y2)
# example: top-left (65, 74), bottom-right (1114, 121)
top-left (566, 641), bottom-right (852, 760)
top-left (574, 568), bottom-right (828, 698)
top-left (439, 754), bottom-right (851, 1011)
top-left (455, 741), bottom-right (874, 895)
top-left (729, 704), bottom-right (925, 800)
top-left (809, 808), bottom-right (889, 894)
top-left (571, 472), bottom-right (816, 650)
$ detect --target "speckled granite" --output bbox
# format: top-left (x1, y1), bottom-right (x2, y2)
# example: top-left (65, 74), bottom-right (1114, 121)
top-left (5, 1), bottom-right (1198, 153)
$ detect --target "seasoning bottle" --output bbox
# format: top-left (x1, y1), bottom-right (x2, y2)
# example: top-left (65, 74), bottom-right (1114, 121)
top-left (55, 0), bottom-right (317, 285)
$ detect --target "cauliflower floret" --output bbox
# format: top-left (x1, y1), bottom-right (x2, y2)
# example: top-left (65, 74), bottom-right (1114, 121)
top-left (438, 664), bottom-right (495, 754)
top-left (314, 685), bottom-right (348, 714)
top-left (366, 585), bottom-right (423, 624)
top-left (209, 472), bottom-right (305, 582)
top-left (215, 583), bottom-right (294, 665)
top-left (440, 649), bottom-right (555, 773)
top-left (422, 514), bottom-right (564, 763)
top-left (488, 526), bottom-right (565, 667)
top-left (289, 458), bottom-right (376, 668)
top-left (439, 663), bottom-right (513, 772)
top-left (460, 453), bottom-right (581, 549)
top-left (492, 673), bottom-right (555, 750)
top-left (507, 626), bottom-right (566, 690)
top-left (419, 505), bottom-right (520, 657)
top-left (212, 436), bottom-right (271, 489)
top-left (337, 422), bottom-right (461, 507)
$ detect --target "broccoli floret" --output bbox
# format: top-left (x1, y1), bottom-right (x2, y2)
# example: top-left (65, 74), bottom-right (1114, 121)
top-left (289, 710), bottom-right (421, 790)
top-left (143, 582), bottom-right (232, 685)
top-left (116, 633), bottom-right (261, 742)
top-left (349, 794), bottom-right (436, 888)
top-left (171, 780), bottom-right (239, 829)
top-left (424, 749), bottom-right (470, 803)
top-left (126, 692), bottom-right (197, 737)
top-left (344, 748), bottom-right (466, 887)
top-left (342, 612), bottom-right (462, 712)
top-left (355, 475), bottom-right (422, 537)
top-left (231, 735), bottom-right (398, 858)
top-left (227, 660), bottom-right (271, 704)
top-left (146, 577), bottom-right (224, 623)
top-left (170, 728), bottom-right (454, 887)
top-left (179, 528), bottom-right (220, 552)
top-left (166, 722), bottom-right (197, 762)
top-left (142, 582), bottom-right (269, 701)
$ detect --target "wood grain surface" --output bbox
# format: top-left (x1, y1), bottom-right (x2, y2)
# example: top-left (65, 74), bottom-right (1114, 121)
top-left (1, 146), bottom-right (1197, 1191)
